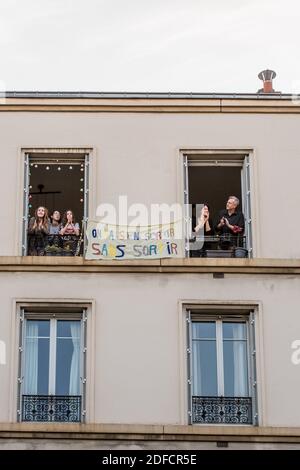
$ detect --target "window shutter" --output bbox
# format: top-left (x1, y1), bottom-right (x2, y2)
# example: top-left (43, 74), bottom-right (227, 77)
top-left (183, 155), bottom-right (191, 256)
top-left (249, 311), bottom-right (258, 425)
top-left (186, 309), bottom-right (192, 424)
top-left (81, 309), bottom-right (88, 420)
top-left (22, 154), bottom-right (30, 255)
top-left (17, 308), bottom-right (25, 420)
top-left (83, 154), bottom-right (90, 256)
top-left (241, 155), bottom-right (253, 256)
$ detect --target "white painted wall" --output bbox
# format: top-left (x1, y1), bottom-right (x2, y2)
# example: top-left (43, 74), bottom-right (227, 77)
top-left (0, 272), bottom-right (299, 427)
top-left (0, 112), bottom-right (299, 257)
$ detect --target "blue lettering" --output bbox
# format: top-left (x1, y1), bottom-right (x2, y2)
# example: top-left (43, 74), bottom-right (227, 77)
top-left (116, 244), bottom-right (126, 258)
top-left (149, 245), bottom-right (157, 255)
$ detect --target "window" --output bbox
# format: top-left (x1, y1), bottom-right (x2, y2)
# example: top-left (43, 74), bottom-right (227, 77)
top-left (18, 308), bottom-right (87, 422)
top-left (186, 311), bottom-right (257, 425)
top-left (22, 149), bottom-right (90, 256)
top-left (183, 151), bottom-right (253, 258)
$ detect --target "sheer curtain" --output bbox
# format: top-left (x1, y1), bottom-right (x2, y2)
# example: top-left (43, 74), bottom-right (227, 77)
top-left (24, 321), bottom-right (39, 394)
top-left (69, 321), bottom-right (81, 395)
top-left (192, 342), bottom-right (201, 396)
top-left (233, 323), bottom-right (248, 396)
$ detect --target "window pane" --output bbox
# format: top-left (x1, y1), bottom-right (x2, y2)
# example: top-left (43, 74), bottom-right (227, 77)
top-left (223, 322), bottom-right (246, 340)
top-left (55, 321), bottom-right (81, 395)
top-left (192, 340), bottom-right (218, 396)
top-left (223, 340), bottom-right (249, 396)
top-left (57, 320), bottom-right (80, 338)
top-left (24, 320), bottom-right (50, 395)
top-left (192, 322), bottom-right (216, 339)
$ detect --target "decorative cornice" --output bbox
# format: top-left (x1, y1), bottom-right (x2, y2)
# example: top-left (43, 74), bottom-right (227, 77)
top-left (0, 422), bottom-right (300, 443)
top-left (0, 257), bottom-right (299, 274)
top-left (1, 95), bottom-right (300, 113)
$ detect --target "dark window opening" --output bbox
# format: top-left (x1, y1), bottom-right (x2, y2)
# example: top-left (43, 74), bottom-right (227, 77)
top-left (22, 152), bottom-right (89, 256)
top-left (184, 154), bottom-right (252, 258)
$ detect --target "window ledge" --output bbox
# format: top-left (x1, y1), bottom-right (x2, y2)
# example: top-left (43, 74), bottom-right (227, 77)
top-left (0, 256), bottom-right (300, 274)
top-left (1, 422), bottom-right (300, 443)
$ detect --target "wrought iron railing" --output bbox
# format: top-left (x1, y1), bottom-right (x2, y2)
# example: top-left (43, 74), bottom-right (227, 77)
top-left (192, 396), bottom-right (252, 424)
top-left (22, 395), bottom-right (82, 422)
top-left (27, 234), bottom-right (82, 256)
top-left (189, 235), bottom-right (248, 258)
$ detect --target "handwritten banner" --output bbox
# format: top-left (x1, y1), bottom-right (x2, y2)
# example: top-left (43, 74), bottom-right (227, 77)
top-left (85, 221), bottom-right (184, 260)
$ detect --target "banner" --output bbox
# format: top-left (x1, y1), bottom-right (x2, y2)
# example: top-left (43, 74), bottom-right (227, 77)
top-left (85, 221), bottom-right (184, 260)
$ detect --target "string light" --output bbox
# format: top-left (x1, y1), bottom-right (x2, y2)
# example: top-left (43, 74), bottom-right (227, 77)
top-left (80, 199), bottom-right (83, 203)
top-left (80, 178), bottom-right (83, 182)
top-left (69, 165), bottom-right (73, 170)
top-left (57, 166), bottom-right (61, 171)
top-left (80, 188), bottom-right (83, 192)
top-left (80, 168), bottom-right (84, 172)
top-left (34, 164), bottom-right (38, 168)
top-left (46, 166), bottom-right (50, 170)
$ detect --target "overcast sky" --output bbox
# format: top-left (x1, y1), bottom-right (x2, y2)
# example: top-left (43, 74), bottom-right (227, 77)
top-left (0, 0), bottom-right (299, 93)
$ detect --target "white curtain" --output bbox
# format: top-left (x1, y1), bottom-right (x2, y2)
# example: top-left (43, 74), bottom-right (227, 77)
top-left (232, 324), bottom-right (248, 396)
top-left (69, 321), bottom-right (81, 395)
top-left (24, 321), bottom-right (39, 394)
top-left (192, 342), bottom-right (201, 396)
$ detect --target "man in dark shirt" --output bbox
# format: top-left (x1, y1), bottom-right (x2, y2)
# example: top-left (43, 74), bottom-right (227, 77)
top-left (215, 196), bottom-right (245, 249)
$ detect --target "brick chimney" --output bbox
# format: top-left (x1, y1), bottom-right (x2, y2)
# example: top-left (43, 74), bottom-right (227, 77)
top-left (258, 69), bottom-right (276, 93)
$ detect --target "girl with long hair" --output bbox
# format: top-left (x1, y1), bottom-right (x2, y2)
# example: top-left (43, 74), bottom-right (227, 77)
top-left (27, 206), bottom-right (49, 255)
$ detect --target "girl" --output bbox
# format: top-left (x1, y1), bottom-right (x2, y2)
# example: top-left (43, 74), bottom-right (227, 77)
top-left (28, 206), bottom-right (49, 255)
top-left (60, 210), bottom-right (80, 236)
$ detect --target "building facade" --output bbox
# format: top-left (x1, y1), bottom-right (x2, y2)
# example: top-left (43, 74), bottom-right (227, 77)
top-left (0, 92), bottom-right (300, 449)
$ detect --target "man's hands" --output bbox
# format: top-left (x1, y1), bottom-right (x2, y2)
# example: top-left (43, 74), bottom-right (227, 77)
top-left (218, 217), bottom-right (233, 230)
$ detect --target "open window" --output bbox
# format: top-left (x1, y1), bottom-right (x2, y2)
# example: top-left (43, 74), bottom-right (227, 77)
top-left (183, 151), bottom-right (253, 258)
top-left (22, 150), bottom-right (90, 256)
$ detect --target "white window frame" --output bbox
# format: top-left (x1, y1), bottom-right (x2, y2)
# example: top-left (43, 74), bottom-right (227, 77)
top-left (17, 307), bottom-right (87, 422)
top-left (182, 150), bottom-right (254, 257)
top-left (21, 148), bottom-right (91, 256)
top-left (186, 310), bottom-right (258, 425)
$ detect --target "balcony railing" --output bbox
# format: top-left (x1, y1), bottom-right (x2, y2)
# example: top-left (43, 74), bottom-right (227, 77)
top-left (192, 396), bottom-right (252, 424)
top-left (22, 395), bottom-right (82, 422)
top-left (189, 235), bottom-right (248, 258)
top-left (27, 234), bottom-right (82, 256)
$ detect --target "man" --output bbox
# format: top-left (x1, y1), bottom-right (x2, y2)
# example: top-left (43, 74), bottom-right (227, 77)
top-left (215, 196), bottom-right (245, 249)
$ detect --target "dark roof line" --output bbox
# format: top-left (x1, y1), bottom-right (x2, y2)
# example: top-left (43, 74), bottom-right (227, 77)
top-left (0, 91), bottom-right (295, 100)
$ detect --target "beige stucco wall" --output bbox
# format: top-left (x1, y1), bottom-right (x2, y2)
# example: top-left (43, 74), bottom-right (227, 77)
top-left (0, 111), bottom-right (299, 258)
top-left (0, 271), bottom-right (299, 427)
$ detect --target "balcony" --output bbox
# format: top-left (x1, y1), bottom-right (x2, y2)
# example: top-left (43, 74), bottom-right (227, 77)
top-left (27, 234), bottom-right (82, 256)
top-left (21, 395), bottom-right (82, 422)
top-left (192, 396), bottom-right (253, 424)
top-left (189, 235), bottom-right (248, 258)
